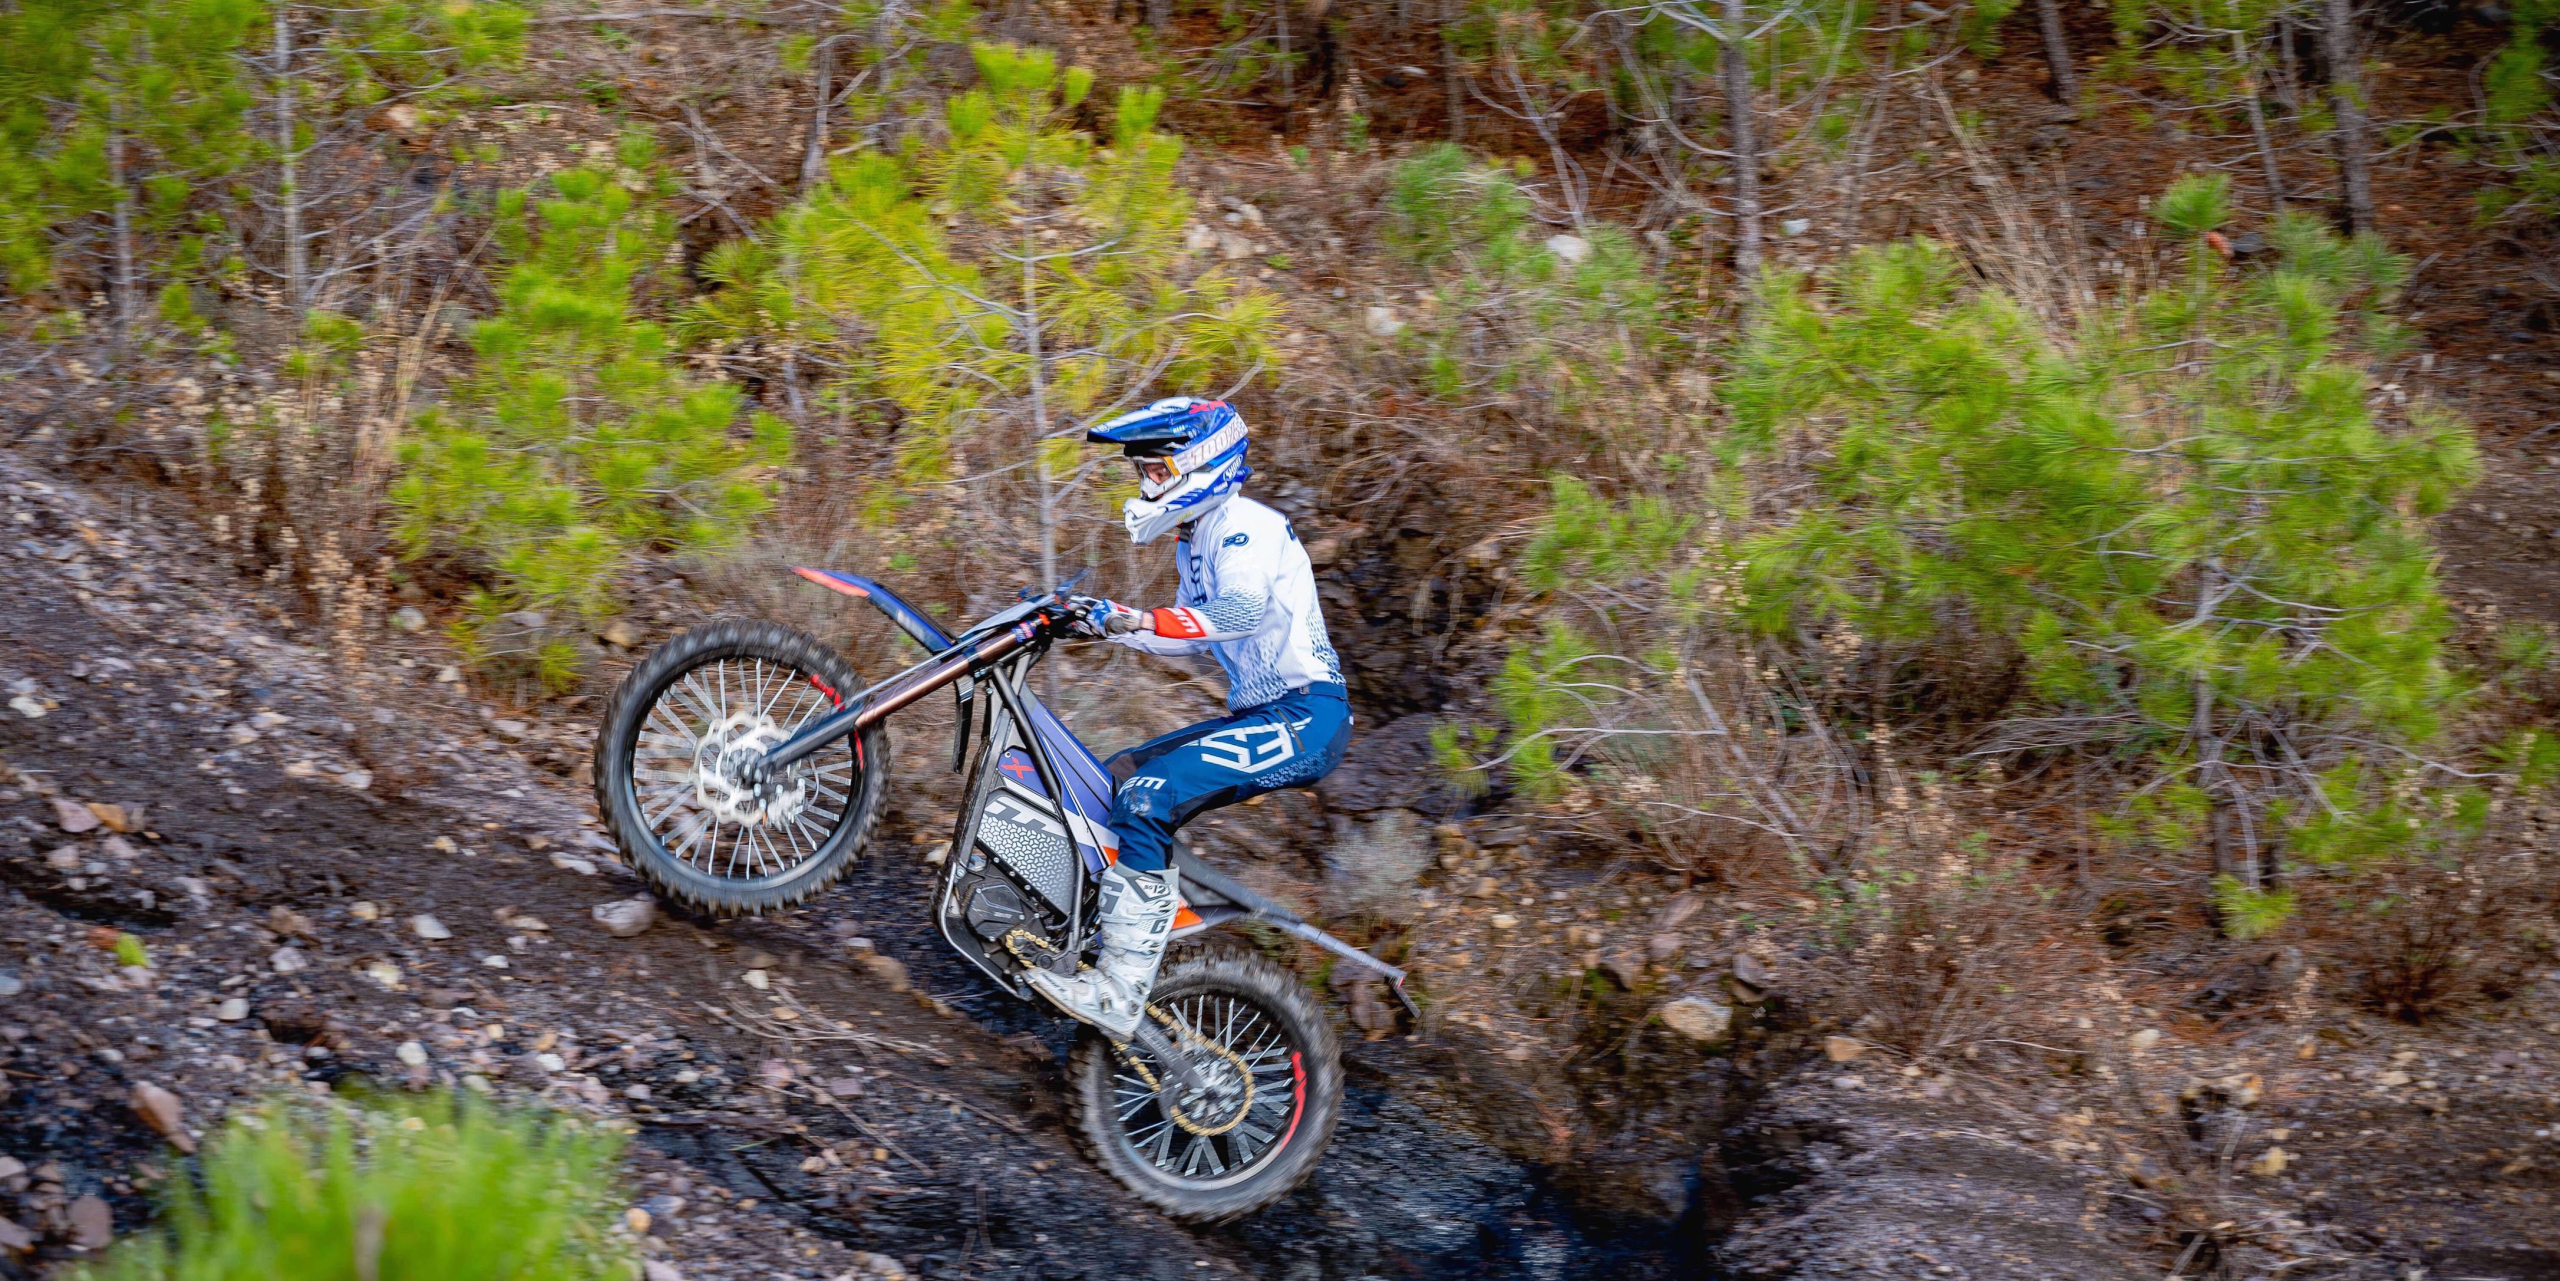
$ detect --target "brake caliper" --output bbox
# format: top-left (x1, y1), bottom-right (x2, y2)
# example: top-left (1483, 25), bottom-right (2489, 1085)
top-left (693, 714), bottom-right (808, 826)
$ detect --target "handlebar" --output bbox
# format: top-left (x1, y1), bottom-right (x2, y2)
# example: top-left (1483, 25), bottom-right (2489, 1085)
top-left (760, 574), bottom-right (1104, 774)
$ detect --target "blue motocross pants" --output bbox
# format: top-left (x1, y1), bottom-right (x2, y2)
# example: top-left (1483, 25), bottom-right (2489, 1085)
top-left (1103, 683), bottom-right (1351, 873)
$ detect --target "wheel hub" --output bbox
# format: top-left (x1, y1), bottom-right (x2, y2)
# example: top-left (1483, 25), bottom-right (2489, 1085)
top-left (693, 714), bottom-right (808, 827)
top-left (1138, 1015), bottom-right (1255, 1135)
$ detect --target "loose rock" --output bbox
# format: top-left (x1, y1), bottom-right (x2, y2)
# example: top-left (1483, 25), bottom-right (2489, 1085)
top-left (130, 1081), bottom-right (194, 1153)
top-left (270, 947), bottom-right (308, 975)
top-left (215, 997), bottom-right (249, 1021)
top-left (51, 797), bottom-right (99, 833)
top-left (1657, 996), bottom-right (1733, 1044)
top-left (1731, 951), bottom-right (1777, 991)
top-left (87, 801), bottom-right (139, 832)
top-left (1823, 1036), bottom-right (1868, 1063)
top-left (68, 1195), bottom-right (112, 1248)
top-left (410, 914), bottom-right (452, 940)
top-left (593, 897), bottom-right (656, 938)
top-left (396, 1041), bottom-right (429, 1067)
top-left (859, 953), bottom-right (911, 992)
top-left (390, 606), bottom-right (427, 632)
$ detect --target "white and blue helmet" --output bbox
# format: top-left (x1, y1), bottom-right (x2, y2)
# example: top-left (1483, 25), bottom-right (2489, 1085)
top-left (1086, 397), bottom-right (1250, 545)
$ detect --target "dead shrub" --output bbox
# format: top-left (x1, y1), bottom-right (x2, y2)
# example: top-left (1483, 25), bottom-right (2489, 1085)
top-left (1820, 744), bottom-right (2083, 1062)
top-left (2314, 839), bottom-right (2554, 1023)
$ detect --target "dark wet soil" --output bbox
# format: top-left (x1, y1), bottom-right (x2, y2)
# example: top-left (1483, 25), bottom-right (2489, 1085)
top-left (0, 449), bottom-right (1727, 1281)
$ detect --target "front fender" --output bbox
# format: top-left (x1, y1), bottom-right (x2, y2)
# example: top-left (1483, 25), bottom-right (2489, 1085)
top-left (790, 568), bottom-right (955, 652)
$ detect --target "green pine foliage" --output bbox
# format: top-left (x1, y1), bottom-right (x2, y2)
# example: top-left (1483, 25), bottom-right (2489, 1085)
top-left (1380, 143), bottom-right (1676, 422)
top-left (0, 0), bottom-right (523, 310)
top-left (2475, 0), bottom-right (2560, 221)
top-left (1730, 180), bottom-right (2467, 922)
top-left (301, 0), bottom-right (525, 112)
top-left (1736, 177), bottom-right (2472, 744)
top-left (393, 136), bottom-right (788, 686)
top-left (1727, 177), bottom-right (2476, 926)
top-left (2108, 0), bottom-right (2301, 124)
top-left (1477, 177), bottom-right (2481, 934)
top-left (0, 0), bottom-right (261, 296)
top-left (75, 1094), bottom-right (633, 1281)
top-left (733, 41), bottom-right (1277, 511)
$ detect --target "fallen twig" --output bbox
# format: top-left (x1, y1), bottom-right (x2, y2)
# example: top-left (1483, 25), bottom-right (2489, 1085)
top-left (702, 989), bottom-right (953, 1065)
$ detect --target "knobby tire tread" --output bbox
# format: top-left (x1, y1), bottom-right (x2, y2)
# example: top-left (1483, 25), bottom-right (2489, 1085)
top-left (593, 620), bottom-right (888, 917)
top-left (1065, 946), bottom-right (1344, 1223)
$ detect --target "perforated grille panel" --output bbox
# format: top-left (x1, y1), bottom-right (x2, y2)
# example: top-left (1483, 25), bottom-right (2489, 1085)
top-left (976, 788), bottom-right (1077, 914)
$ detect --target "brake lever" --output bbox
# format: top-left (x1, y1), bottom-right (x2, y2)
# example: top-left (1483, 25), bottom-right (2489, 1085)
top-left (1018, 568), bottom-right (1096, 605)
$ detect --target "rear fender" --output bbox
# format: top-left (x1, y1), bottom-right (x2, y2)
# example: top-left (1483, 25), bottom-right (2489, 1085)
top-left (1175, 851), bottom-right (1421, 1022)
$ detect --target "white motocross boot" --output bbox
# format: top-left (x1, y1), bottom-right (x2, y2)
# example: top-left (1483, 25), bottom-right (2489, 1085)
top-left (1024, 864), bottom-right (1179, 1039)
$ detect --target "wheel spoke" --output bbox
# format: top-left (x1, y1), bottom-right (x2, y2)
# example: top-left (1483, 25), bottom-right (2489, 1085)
top-left (629, 653), bottom-right (870, 885)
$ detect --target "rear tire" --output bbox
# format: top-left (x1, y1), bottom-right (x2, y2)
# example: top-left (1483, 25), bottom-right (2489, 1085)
top-left (1066, 949), bottom-right (1342, 1222)
top-left (594, 620), bottom-right (888, 915)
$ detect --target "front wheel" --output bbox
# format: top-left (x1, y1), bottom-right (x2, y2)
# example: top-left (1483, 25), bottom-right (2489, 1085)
top-left (594, 620), bottom-right (889, 915)
top-left (1066, 950), bottom-right (1343, 1222)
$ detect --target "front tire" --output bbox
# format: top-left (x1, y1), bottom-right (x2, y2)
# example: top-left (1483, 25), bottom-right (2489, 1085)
top-left (1066, 950), bottom-right (1343, 1222)
top-left (594, 620), bottom-right (888, 915)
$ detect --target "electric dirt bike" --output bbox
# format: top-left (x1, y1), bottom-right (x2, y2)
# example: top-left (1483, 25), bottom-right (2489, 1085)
top-left (591, 568), bottom-right (1416, 1222)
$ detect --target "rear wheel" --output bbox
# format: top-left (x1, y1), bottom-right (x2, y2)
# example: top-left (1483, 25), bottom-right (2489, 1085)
top-left (1066, 950), bottom-right (1342, 1222)
top-left (594, 621), bottom-right (888, 915)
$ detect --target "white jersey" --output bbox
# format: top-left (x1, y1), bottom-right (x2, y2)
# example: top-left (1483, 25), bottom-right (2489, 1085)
top-left (1110, 495), bottom-right (1345, 710)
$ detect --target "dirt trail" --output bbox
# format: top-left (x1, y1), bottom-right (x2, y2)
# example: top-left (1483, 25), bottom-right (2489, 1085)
top-left (0, 451), bottom-right (1712, 1280)
top-left (32, 444), bottom-right (2549, 1281)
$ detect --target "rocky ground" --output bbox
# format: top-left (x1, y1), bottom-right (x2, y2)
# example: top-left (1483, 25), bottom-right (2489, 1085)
top-left (0, 446), bottom-right (1753, 1280)
top-left (1, 424), bottom-right (2556, 1280)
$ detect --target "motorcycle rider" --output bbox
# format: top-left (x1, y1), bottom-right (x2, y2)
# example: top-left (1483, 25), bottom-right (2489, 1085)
top-left (1022, 397), bottom-right (1351, 1038)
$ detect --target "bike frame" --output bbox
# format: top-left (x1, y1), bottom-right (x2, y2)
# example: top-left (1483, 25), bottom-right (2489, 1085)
top-left (774, 568), bottom-right (1419, 1019)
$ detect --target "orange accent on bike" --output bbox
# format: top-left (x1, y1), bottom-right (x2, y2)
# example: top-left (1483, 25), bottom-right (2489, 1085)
top-left (807, 674), bottom-right (842, 708)
top-left (791, 566), bottom-right (869, 597)
top-left (1173, 905), bottom-right (1202, 929)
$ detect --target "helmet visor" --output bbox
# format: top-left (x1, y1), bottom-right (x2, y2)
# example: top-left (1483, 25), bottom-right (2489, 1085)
top-left (1133, 456), bottom-right (1179, 498)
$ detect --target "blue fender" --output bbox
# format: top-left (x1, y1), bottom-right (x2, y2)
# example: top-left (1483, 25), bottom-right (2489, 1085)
top-left (790, 568), bottom-right (955, 652)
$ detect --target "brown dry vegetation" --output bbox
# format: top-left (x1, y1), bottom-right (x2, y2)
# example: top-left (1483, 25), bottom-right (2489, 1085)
top-left (5, 0), bottom-right (2560, 1275)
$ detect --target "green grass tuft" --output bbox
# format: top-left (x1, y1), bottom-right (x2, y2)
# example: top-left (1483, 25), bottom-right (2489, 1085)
top-left (77, 1093), bottom-right (636, 1281)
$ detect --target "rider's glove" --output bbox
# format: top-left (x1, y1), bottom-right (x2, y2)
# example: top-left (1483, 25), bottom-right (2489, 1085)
top-left (1091, 599), bottom-right (1148, 636)
top-left (1072, 598), bottom-right (1145, 638)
